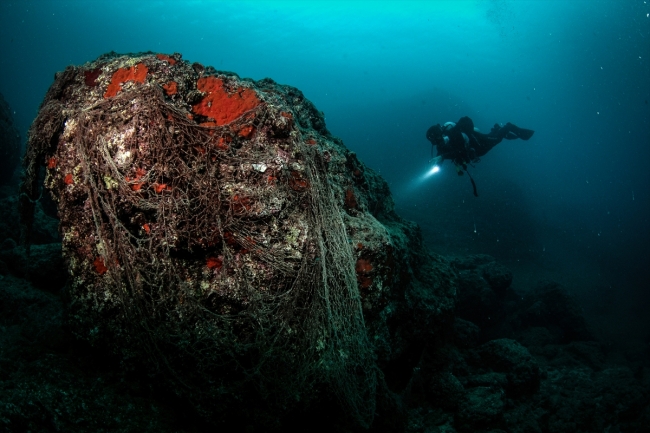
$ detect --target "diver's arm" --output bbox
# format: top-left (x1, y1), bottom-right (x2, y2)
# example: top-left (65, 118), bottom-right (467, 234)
top-left (430, 140), bottom-right (450, 165)
top-left (429, 135), bottom-right (452, 165)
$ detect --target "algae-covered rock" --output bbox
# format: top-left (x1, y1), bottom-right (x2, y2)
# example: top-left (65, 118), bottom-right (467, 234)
top-left (475, 338), bottom-right (541, 396)
top-left (457, 386), bottom-right (504, 428)
top-left (19, 51), bottom-right (457, 428)
top-left (514, 281), bottom-right (593, 343)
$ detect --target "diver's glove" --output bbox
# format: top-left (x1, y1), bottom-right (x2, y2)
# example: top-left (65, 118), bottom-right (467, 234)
top-left (429, 155), bottom-right (443, 165)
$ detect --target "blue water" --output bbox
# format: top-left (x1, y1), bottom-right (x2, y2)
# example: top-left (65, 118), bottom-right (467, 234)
top-left (1, 0), bottom-right (649, 344)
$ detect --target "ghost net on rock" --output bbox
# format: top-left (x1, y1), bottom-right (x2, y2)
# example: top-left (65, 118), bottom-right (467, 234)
top-left (21, 83), bottom-right (377, 427)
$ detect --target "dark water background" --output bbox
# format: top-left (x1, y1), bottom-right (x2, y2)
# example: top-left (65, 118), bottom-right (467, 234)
top-left (1, 0), bottom-right (648, 349)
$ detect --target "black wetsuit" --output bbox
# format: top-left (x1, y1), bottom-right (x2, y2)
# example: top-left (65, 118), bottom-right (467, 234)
top-left (425, 116), bottom-right (534, 196)
top-left (427, 116), bottom-right (534, 167)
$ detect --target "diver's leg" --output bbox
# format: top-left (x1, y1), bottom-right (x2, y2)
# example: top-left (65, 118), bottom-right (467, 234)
top-left (474, 134), bottom-right (501, 157)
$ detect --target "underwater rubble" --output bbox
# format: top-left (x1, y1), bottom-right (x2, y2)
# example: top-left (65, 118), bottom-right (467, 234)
top-left (0, 52), bottom-right (648, 432)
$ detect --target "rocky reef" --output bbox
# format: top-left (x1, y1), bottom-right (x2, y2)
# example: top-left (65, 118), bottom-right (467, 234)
top-left (1, 52), bottom-right (648, 432)
top-left (17, 51), bottom-right (456, 429)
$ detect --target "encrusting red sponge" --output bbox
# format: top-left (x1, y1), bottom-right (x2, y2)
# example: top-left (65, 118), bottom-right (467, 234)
top-left (192, 76), bottom-right (260, 126)
top-left (104, 63), bottom-right (149, 98)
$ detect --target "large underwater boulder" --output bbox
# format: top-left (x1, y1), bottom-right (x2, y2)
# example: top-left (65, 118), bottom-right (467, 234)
top-left (20, 51), bottom-right (457, 428)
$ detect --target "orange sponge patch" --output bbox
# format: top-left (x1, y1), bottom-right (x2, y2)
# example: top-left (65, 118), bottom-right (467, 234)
top-left (356, 258), bottom-right (373, 274)
top-left (104, 63), bottom-right (149, 98)
top-left (345, 188), bottom-right (358, 209)
top-left (355, 258), bottom-right (373, 289)
top-left (238, 125), bottom-right (254, 138)
top-left (93, 257), bottom-right (108, 275)
top-left (156, 53), bottom-right (177, 65)
top-left (163, 81), bottom-right (178, 96)
top-left (207, 256), bottom-right (223, 270)
top-left (192, 76), bottom-right (260, 126)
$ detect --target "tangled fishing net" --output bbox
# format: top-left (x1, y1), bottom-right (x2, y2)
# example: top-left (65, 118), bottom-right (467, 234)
top-left (19, 52), bottom-right (410, 426)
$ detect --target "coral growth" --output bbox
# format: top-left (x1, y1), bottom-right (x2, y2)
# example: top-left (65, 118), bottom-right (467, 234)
top-left (206, 256), bottom-right (223, 270)
top-left (238, 125), bottom-right (254, 138)
top-left (192, 76), bottom-right (260, 125)
top-left (104, 63), bottom-right (149, 98)
top-left (289, 170), bottom-right (309, 191)
top-left (156, 53), bottom-right (177, 65)
top-left (84, 68), bottom-right (102, 87)
top-left (345, 188), bottom-right (358, 210)
top-left (162, 81), bottom-right (177, 96)
top-left (355, 258), bottom-right (373, 288)
top-left (93, 257), bottom-right (107, 275)
top-left (124, 167), bottom-right (146, 191)
top-left (152, 183), bottom-right (168, 193)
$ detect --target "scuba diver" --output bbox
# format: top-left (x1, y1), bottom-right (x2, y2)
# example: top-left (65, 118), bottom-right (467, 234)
top-left (425, 116), bottom-right (534, 196)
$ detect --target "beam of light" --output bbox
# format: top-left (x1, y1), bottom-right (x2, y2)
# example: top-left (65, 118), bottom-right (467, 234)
top-left (400, 164), bottom-right (442, 197)
top-left (425, 165), bottom-right (440, 177)
top-left (416, 164), bottom-right (441, 184)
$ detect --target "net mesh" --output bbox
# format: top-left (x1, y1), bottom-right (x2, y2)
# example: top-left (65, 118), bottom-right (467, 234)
top-left (22, 82), bottom-right (377, 426)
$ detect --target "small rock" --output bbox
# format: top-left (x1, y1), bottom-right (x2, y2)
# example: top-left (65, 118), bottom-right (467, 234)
top-left (481, 261), bottom-right (513, 295)
top-left (1, 238), bottom-right (17, 251)
top-left (516, 281), bottom-right (593, 343)
top-left (476, 338), bottom-right (541, 396)
top-left (452, 254), bottom-right (495, 270)
top-left (457, 386), bottom-right (504, 428)
top-left (428, 372), bottom-right (465, 410)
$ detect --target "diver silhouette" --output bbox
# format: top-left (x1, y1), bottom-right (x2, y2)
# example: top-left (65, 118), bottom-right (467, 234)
top-left (425, 116), bottom-right (534, 196)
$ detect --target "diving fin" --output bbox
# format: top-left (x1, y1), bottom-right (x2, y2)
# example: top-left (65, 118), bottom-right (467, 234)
top-left (516, 127), bottom-right (534, 140)
top-left (505, 123), bottom-right (534, 140)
